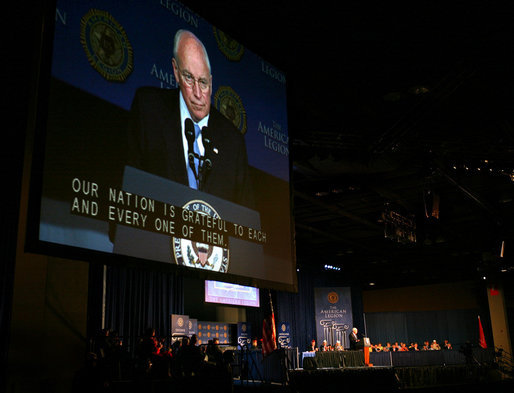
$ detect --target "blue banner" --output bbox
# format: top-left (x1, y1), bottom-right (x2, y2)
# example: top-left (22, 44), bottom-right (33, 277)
top-left (277, 322), bottom-right (291, 348)
top-left (314, 287), bottom-right (353, 349)
top-left (171, 314), bottom-right (189, 336)
top-left (237, 322), bottom-right (252, 348)
top-left (188, 318), bottom-right (197, 336)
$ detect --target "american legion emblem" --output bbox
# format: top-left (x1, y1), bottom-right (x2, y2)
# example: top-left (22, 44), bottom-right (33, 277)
top-left (213, 26), bottom-right (244, 62)
top-left (80, 9), bottom-right (133, 82)
top-left (173, 200), bottom-right (229, 273)
top-left (214, 86), bottom-right (247, 135)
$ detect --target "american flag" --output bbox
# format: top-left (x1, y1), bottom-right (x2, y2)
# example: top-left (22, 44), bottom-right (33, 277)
top-left (262, 292), bottom-right (277, 356)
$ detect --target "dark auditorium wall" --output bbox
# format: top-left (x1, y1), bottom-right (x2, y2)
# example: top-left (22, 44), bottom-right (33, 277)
top-left (5, 3), bottom-right (91, 388)
top-left (362, 281), bottom-right (481, 312)
top-left (7, 125), bottom-right (90, 393)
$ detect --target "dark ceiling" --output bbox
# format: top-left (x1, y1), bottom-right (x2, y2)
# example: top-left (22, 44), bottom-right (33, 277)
top-left (180, 1), bottom-right (514, 289)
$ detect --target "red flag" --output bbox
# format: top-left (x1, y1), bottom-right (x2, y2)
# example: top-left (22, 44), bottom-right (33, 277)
top-left (478, 316), bottom-right (487, 349)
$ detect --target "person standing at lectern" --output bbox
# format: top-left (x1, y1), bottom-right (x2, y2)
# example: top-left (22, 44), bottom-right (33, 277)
top-left (349, 327), bottom-right (360, 350)
top-left (126, 29), bottom-right (253, 207)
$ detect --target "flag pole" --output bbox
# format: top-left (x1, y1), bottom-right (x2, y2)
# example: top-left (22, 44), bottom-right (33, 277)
top-left (268, 289), bottom-right (274, 316)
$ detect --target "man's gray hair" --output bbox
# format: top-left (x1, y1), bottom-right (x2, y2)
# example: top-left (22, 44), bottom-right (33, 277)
top-left (173, 29), bottom-right (211, 73)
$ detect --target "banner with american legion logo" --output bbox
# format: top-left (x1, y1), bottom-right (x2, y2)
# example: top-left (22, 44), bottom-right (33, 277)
top-left (171, 314), bottom-right (189, 337)
top-left (314, 287), bottom-right (353, 349)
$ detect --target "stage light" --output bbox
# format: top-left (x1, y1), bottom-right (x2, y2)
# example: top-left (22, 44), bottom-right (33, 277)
top-left (324, 264), bottom-right (341, 271)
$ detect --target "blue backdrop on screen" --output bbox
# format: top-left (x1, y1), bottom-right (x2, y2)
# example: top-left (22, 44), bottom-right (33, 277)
top-left (52, 0), bottom-right (289, 181)
top-left (314, 287), bottom-right (353, 348)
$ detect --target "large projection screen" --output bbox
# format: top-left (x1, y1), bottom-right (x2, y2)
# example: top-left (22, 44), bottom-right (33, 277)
top-left (28, 0), bottom-right (297, 292)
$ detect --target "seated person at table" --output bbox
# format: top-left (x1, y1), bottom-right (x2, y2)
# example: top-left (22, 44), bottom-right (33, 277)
top-left (430, 340), bottom-right (441, 350)
top-left (334, 340), bottom-right (343, 351)
top-left (319, 339), bottom-right (328, 352)
top-left (443, 339), bottom-right (452, 350)
top-left (307, 339), bottom-right (318, 352)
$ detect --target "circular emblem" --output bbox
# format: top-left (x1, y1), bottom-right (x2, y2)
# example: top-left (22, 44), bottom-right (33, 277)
top-left (242, 324), bottom-right (247, 332)
top-left (327, 292), bottom-right (339, 304)
top-left (281, 324), bottom-right (286, 332)
top-left (214, 86), bottom-right (247, 135)
top-left (173, 200), bottom-right (229, 272)
top-left (177, 317), bottom-right (184, 327)
top-left (80, 9), bottom-right (133, 82)
top-left (213, 27), bottom-right (244, 61)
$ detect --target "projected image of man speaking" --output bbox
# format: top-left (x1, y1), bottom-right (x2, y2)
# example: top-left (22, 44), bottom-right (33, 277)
top-left (126, 29), bottom-right (254, 208)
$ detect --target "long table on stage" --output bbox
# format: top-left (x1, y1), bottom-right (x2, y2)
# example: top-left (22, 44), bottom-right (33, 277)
top-left (302, 348), bottom-right (495, 369)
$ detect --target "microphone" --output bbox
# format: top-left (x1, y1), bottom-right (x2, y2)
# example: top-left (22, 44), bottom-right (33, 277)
top-left (199, 126), bottom-right (213, 189)
top-left (201, 126), bottom-right (213, 171)
top-left (184, 118), bottom-right (198, 185)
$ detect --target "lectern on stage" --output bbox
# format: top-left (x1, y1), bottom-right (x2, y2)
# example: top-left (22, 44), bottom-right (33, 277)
top-left (363, 337), bottom-right (372, 366)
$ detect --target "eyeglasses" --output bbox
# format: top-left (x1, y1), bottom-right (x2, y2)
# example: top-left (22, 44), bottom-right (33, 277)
top-left (177, 65), bottom-right (211, 92)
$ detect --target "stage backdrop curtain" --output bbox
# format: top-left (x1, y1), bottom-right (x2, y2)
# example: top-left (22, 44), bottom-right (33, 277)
top-left (103, 265), bottom-right (184, 353)
top-left (365, 309), bottom-right (479, 348)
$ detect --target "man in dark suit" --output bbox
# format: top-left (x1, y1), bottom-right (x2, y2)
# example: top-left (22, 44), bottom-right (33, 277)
top-left (126, 29), bottom-right (253, 208)
top-left (349, 327), bottom-right (360, 350)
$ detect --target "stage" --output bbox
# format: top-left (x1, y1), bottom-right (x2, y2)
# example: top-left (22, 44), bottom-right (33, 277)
top-left (237, 348), bottom-right (508, 392)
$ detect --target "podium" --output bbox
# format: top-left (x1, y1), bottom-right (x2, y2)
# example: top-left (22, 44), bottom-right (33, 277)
top-left (363, 337), bottom-right (371, 366)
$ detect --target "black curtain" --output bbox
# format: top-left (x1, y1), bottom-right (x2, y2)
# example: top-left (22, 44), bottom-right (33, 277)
top-left (102, 265), bottom-right (184, 353)
top-left (365, 309), bottom-right (488, 348)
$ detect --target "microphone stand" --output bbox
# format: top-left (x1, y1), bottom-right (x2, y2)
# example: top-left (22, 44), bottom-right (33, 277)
top-left (184, 118), bottom-right (200, 188)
